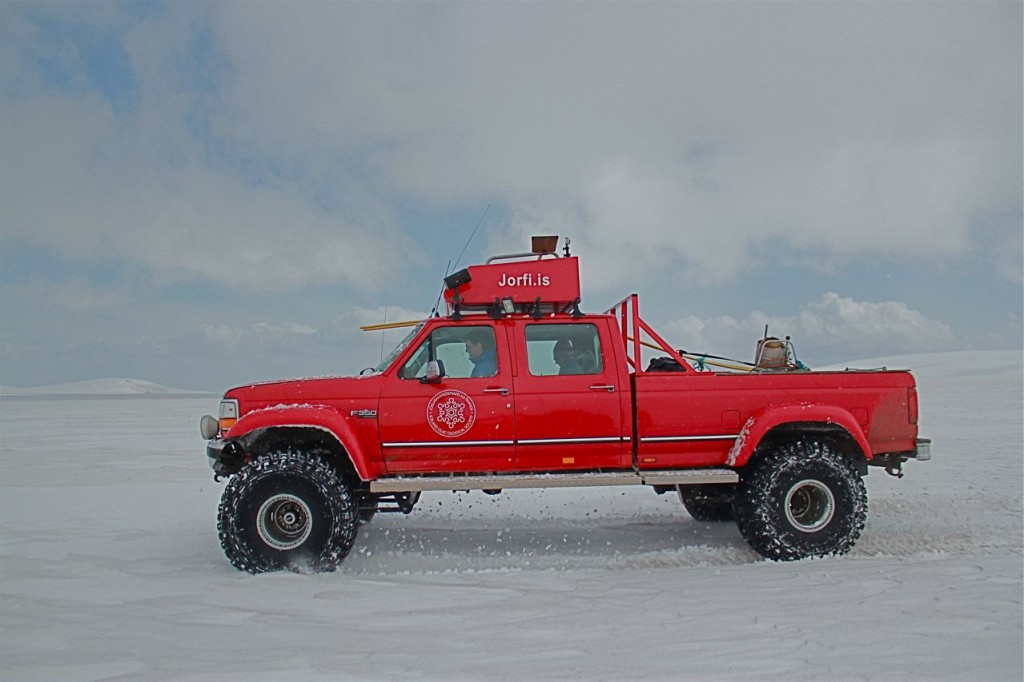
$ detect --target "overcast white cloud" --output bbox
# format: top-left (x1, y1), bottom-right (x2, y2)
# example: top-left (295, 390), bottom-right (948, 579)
top-left (665, 292), bottom-right (954, 365)
top-left (205, 2), bottom-right (1020, 288)
top-left (1, 4), bottom-right (412, 293)
top-left (0, 1), bottom-right (1019, 390)
top-left (200, 320), bottom-right (318, 347)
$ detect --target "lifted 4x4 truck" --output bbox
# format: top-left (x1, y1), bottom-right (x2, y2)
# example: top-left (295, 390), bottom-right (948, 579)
top-left (201, 237), bottom-right (930, 573)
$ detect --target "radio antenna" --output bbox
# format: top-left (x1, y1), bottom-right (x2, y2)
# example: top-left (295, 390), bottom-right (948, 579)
top-left (452, 203), bottom-right (490, 272)
top-left (429, 260), bottom-right (451, 317)
top-left (379, 307), bottom-right (389, 363)
top-left (430, 204), bottom-right (491, 316)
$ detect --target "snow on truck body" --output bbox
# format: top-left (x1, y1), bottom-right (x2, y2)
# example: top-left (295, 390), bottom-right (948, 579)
top-left (201, 236), bottom-right (929, 573)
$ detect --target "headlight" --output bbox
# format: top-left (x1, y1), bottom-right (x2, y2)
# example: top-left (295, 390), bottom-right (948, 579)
top-left (218, 398), bottom-right (239, 432)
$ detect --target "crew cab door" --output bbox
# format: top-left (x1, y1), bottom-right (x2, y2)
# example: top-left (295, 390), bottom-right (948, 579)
top-left (511, 320), bottom-right (630, 470)
top-left (378, 323), bottom-right (515, 474)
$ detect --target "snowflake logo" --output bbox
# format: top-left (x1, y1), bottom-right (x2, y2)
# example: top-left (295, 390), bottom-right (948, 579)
top-left (435, 398), bottom-right (466, 429)
top-left (426, 390), bottom-right (477, 437)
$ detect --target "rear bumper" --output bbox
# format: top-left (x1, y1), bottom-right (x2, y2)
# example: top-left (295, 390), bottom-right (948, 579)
top-left (868, 438), bottom-right (931, 476)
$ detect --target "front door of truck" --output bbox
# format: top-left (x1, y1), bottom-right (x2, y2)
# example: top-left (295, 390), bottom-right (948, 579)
top-left (378, 323), bottom-right (516, 474)
top-left (511, 321), bottom-right (630, 470)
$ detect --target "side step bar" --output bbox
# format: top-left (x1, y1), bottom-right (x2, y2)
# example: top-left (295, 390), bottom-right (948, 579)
top-left (369, 468), bottom-right (738, 493)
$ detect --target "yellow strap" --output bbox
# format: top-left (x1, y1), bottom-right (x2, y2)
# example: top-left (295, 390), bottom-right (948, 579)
top-left (360, 319), bottom-right (423, 332)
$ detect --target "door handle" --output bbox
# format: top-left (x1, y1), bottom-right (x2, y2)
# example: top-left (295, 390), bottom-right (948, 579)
top-left (589, 385), bottom-right (615, 392)
top-left (483, 387), bottom-right (510, 396)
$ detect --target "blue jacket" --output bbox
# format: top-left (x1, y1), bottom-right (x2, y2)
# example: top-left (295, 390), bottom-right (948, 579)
top-left (471, 351), bottom-right (497, 377)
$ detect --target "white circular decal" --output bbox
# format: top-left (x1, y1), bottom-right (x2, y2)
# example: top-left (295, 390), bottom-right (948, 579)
top-left (427, 390), bottom-right (477, 438)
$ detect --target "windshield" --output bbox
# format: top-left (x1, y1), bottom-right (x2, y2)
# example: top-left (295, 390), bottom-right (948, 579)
top-left (373, 322), bottom-right (426, 373)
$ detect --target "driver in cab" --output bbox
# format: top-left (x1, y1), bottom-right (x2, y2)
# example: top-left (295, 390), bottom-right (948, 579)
top-left (465, 329), bottom-right (497, 377)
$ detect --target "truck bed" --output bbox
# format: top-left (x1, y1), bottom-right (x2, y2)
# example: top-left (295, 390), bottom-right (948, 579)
top-left (633, 369), bottom-right (917, 469)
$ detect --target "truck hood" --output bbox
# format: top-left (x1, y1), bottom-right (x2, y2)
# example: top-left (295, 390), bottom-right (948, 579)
top-left (224, 374), bottom-right (384, 406)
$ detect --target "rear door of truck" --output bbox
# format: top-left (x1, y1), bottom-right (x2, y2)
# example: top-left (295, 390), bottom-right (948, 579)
top-left (510, 318), bottom-right (631, 470)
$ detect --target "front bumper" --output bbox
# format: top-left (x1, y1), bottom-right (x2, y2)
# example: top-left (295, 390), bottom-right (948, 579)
top-left (206, 438), bottom-right (245, 477)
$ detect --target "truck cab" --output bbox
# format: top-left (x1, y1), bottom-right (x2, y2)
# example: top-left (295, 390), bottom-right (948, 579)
top-left (378, 314), bottom-right (629, 474)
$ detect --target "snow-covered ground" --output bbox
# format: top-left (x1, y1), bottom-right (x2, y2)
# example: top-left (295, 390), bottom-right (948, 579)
top-left (1, 351), bottom-right (1021, 681)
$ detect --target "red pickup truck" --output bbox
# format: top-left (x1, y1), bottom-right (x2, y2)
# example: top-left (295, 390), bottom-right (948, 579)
top-left (201, 238), bottom-right (930, 573)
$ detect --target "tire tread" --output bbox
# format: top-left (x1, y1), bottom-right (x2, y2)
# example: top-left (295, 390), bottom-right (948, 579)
top-left (734, 438), bottom-right (866, 561)
top-left (217, 449), bottom-right (357, 573)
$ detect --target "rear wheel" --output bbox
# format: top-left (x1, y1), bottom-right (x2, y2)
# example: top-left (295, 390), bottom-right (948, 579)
top-left (734, 439), bottom-right (866, 561)
top-left (677, 483), bottom-right (736, 522)
top-left (217, 450), bottom-right (357, 573)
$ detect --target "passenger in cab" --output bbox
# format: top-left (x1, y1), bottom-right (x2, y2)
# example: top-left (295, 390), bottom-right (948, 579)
top-left (553, 338), bottom-right (585, 375)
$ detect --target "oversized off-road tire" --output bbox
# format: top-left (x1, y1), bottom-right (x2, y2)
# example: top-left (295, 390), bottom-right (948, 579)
top-left (734, 439), bottom-right (866, 561)
top-left (217, 450), bottom-right (357, 574)
top-left (677, 483), bottom-right (736, 522)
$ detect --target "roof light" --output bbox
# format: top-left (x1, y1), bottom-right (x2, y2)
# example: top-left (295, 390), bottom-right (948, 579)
top-left (500, 297), bottom-right (516, 314)
top-left (531, 235), bottom-right (558, 254)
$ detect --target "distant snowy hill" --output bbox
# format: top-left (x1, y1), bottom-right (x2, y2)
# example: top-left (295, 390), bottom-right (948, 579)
top-left (820, 349), bottom-right (1022, 377)
top-left (0, 377), bottom-right (211, 396)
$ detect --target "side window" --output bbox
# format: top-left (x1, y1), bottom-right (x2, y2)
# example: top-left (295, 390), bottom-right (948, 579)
top-left (525, 323), bottom-right (603, 376)
top-left (400, 325), bottom-right (498, 379)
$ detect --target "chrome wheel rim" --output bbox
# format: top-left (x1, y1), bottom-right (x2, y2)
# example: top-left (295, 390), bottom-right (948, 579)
top-left (784, 479), bottom-right (835, 533)
top-left (257, 494), bottom-right (313, 550)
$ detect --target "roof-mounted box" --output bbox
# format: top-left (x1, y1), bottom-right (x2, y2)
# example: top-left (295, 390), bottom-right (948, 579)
top-left (444, 255), bottom-right (581, 312)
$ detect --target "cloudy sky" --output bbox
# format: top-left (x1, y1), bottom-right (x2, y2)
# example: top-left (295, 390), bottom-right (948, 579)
top-left (1, 0), bottom-right (1020, 391)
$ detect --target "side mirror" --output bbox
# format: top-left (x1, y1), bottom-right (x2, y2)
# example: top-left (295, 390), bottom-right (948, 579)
top-left (420, 359), bottom-right (446, 384)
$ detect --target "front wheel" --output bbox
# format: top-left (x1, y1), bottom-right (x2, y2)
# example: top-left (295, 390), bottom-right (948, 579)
top-left (733, 439), bottom-right (866, 561)
top-left (217, 450), bottom-right (357, 573)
